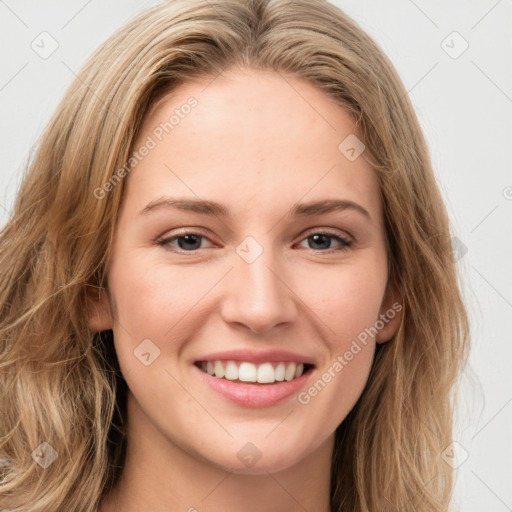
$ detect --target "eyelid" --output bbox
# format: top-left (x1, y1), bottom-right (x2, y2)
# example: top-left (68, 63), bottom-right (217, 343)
top-left (157, 227), bottom-right (211, 241)
top-left (300, 226), bottom-right (353, 243)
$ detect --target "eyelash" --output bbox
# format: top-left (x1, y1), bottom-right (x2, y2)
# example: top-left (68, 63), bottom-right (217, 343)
top-left (156, 229), bottom-right (353, 255)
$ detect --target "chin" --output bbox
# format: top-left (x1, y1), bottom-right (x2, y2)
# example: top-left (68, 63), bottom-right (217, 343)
top-left (198, 437), bottom-right (312, 475)
top-left (215, 453), bottom-right (302, 475)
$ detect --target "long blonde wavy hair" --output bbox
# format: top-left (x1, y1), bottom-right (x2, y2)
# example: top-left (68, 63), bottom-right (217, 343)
top-left (0, 0), bottom-right (470, 510)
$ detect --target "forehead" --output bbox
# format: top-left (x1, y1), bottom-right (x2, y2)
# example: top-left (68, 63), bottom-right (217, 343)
top-left (123, 69), bottom-right (381, 223)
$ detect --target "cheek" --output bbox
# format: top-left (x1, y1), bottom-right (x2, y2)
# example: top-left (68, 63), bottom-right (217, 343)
top-left (292, 257), bottom-right (386, 410)
top-left (293, 265), bottom-right (385, 429)
top-left (296, 257), bottom-right (387, 346)
top-left (108, 253), bottom-right (221, 352)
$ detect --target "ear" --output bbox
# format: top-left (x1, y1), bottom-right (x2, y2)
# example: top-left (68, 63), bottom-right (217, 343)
top-left (375, 280), bottom-right (403, 344)
top-left (86, 285), bottom-right (114, 332)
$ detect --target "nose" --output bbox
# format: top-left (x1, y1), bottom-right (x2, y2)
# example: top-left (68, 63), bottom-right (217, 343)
top-left (220, 246), bottom-right (298, 335)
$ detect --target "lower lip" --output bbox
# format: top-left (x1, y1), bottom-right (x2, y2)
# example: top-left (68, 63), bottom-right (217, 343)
top-left (193, 364), bottom-right (314, 408)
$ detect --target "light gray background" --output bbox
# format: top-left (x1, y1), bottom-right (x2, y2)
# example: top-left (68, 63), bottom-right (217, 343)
top-left (1, 1), bottom-right (511, 510)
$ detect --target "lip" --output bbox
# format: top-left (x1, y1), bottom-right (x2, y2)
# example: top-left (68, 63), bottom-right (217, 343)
top-left (193, 348), bottom-right (316, 365)
top-left (193, 363), bottom-right (315, 408)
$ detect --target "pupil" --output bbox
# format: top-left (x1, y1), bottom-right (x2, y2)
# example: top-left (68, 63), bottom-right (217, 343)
top-left (178, 234), bottom-right (201, 250)
top-left (310, 234), bottom-right (330, 250)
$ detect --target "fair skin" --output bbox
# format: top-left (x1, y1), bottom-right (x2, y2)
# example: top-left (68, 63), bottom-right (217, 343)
top-left (90, 67), bottom-right (402, 512)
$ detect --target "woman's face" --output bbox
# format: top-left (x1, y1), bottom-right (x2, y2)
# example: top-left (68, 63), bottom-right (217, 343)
top-left (89, 68), bottom-right (401, 473)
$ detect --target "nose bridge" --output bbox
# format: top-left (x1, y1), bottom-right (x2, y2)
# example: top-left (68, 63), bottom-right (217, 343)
top-left (221, 236), bottom-right (296, 334)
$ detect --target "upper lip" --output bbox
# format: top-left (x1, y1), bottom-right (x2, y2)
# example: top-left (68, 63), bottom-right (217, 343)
top-left (194, 349), bottom-right (316, 366)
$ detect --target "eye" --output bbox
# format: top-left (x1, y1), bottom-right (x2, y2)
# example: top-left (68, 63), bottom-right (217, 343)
top-left (296, 230), bottom-right (352, 254)
top-left (157, 231), bottom-right (213, 252)
top-left (157, 229), bottom-right (352, 254)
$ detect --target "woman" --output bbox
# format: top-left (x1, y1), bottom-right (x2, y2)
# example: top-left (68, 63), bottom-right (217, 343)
top-left (0, 0), bottom-right (470, 510)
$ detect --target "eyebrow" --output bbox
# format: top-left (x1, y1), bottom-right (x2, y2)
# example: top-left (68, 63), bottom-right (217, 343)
top-left (138, 197), bottom-right (371, 221)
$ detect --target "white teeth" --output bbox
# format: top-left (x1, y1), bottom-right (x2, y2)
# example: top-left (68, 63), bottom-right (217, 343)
top-left (238, 362), bottom-right (257, 382)
top-left (224, 360), bottom-right (238, 380)
top-left (284, 362), bottom-right (296, 381)
top-left (257, 363), bottom-right (275, 383)
top-left (274, 362), bottom-right (286, 381)
top-left (214, 360), bottom-right (225, 378)
top-left (197, 360), bottom-right (309, 383)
